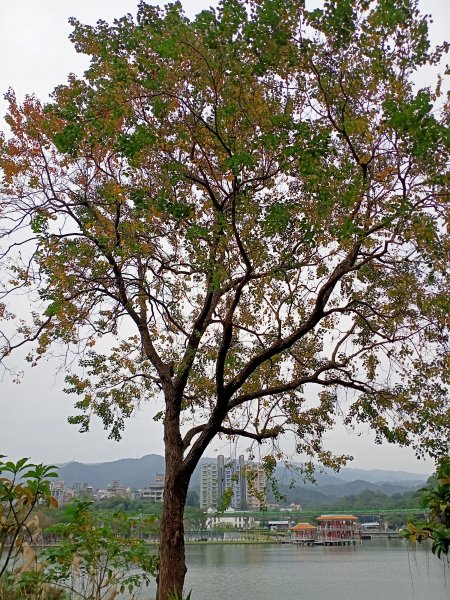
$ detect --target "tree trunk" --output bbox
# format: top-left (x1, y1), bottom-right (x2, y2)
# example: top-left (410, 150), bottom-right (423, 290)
top-left (157, 468), bottom-right (189, 600)
top-left (156, 397), bottom-right (190, 600)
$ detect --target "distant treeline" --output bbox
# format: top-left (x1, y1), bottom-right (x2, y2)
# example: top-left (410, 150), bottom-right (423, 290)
top-left (268, 483), bottom-right (423, 511)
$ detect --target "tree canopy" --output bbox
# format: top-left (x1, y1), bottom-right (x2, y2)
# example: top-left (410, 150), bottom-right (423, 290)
top-left (1, 1), bottom-right (449, 597)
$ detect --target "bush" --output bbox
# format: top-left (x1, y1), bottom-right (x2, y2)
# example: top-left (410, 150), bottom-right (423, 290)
top-left (403, 458), bottom-right (450, 559)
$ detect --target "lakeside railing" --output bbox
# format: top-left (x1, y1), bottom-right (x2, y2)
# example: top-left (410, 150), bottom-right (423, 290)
top-left (207, 507), bottom-right (424, 519)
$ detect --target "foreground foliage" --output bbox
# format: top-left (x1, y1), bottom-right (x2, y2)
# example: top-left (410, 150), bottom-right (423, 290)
top-left (40, 500), bottom-right (158, 599)
top-left (1, 458), bottom-right (157, 599)
top-left (403, 459), bottom-right (450, 559)
top-left (1, 0), bottom-right (449, 597)
top-left (0, 456), bottom-right (58, 579)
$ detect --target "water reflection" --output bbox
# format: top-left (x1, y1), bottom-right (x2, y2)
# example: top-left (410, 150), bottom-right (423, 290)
top-left (144, 539), bottom-right (448, 600)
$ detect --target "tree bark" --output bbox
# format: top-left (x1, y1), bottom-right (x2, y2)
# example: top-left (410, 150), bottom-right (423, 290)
top-left (157, 470), bottom-right (189, 600)
top-left (157, 398), bottom-right (190, 600)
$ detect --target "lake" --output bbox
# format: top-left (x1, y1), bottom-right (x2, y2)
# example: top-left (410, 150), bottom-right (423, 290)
top-left (146, 539), bottom-right (449, 600)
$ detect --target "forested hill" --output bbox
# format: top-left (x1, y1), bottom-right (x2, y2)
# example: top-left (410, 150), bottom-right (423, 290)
top-left (56, 454), bottom-right (428, 501)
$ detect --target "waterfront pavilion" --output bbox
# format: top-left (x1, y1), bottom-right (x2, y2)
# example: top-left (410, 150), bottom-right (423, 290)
top-left (290, 522), bottom-right (317, 544)
top-left (316, 515), bottom-right (360, 545)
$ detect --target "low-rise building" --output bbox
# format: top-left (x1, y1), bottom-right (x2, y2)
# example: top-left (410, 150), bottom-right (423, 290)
top-left (206, 508), bottom-right (255, 529)
top-left (107, 480), bottom-right (128, 496)
top-left (142, 474), bottom-right (165, 502)
top-left (268, 520), bottom-right (291, 531)
top-left (74, 482), bottom-right (94, 497)
top-left (141, 484), bottom-right (164, 503)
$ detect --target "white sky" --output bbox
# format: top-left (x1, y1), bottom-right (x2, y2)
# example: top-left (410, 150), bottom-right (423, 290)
top-left (0, 1), bottom-right (448, 473)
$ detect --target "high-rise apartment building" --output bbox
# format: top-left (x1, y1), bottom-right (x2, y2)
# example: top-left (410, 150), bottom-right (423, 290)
top-left (200, 456), bottom-right (267, 510)
top-left (199, 463), bottom-right (218, 509)
top-left (245, 462), bottom-right (267, 510)
top-left (217, 455), bottom-right (246, 510)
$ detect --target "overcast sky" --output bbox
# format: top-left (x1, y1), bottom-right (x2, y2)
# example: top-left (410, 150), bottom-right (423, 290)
top-left (0, 1), bottom-right (447, 473)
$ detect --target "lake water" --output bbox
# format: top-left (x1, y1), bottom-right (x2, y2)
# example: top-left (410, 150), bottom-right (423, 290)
top-left (146, 539), bottom-right (449, 600)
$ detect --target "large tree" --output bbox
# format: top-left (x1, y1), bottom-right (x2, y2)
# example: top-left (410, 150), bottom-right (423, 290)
top-left (1, 1), bottom-right (449, 597)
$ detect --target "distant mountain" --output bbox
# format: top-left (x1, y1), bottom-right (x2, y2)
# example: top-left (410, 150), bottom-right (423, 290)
top-left (57, 454), bottom-right (164, 488)
top-left (316, 479), bottom-right (419, 499)
top-left (330, 467), bottom-right (430, 484)
top-left (271, 465), bottom-right (427, 504)
top-left (56, 454), bottom-right (429, 498)
top-left (274, 466), bottom-right (344, 487)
